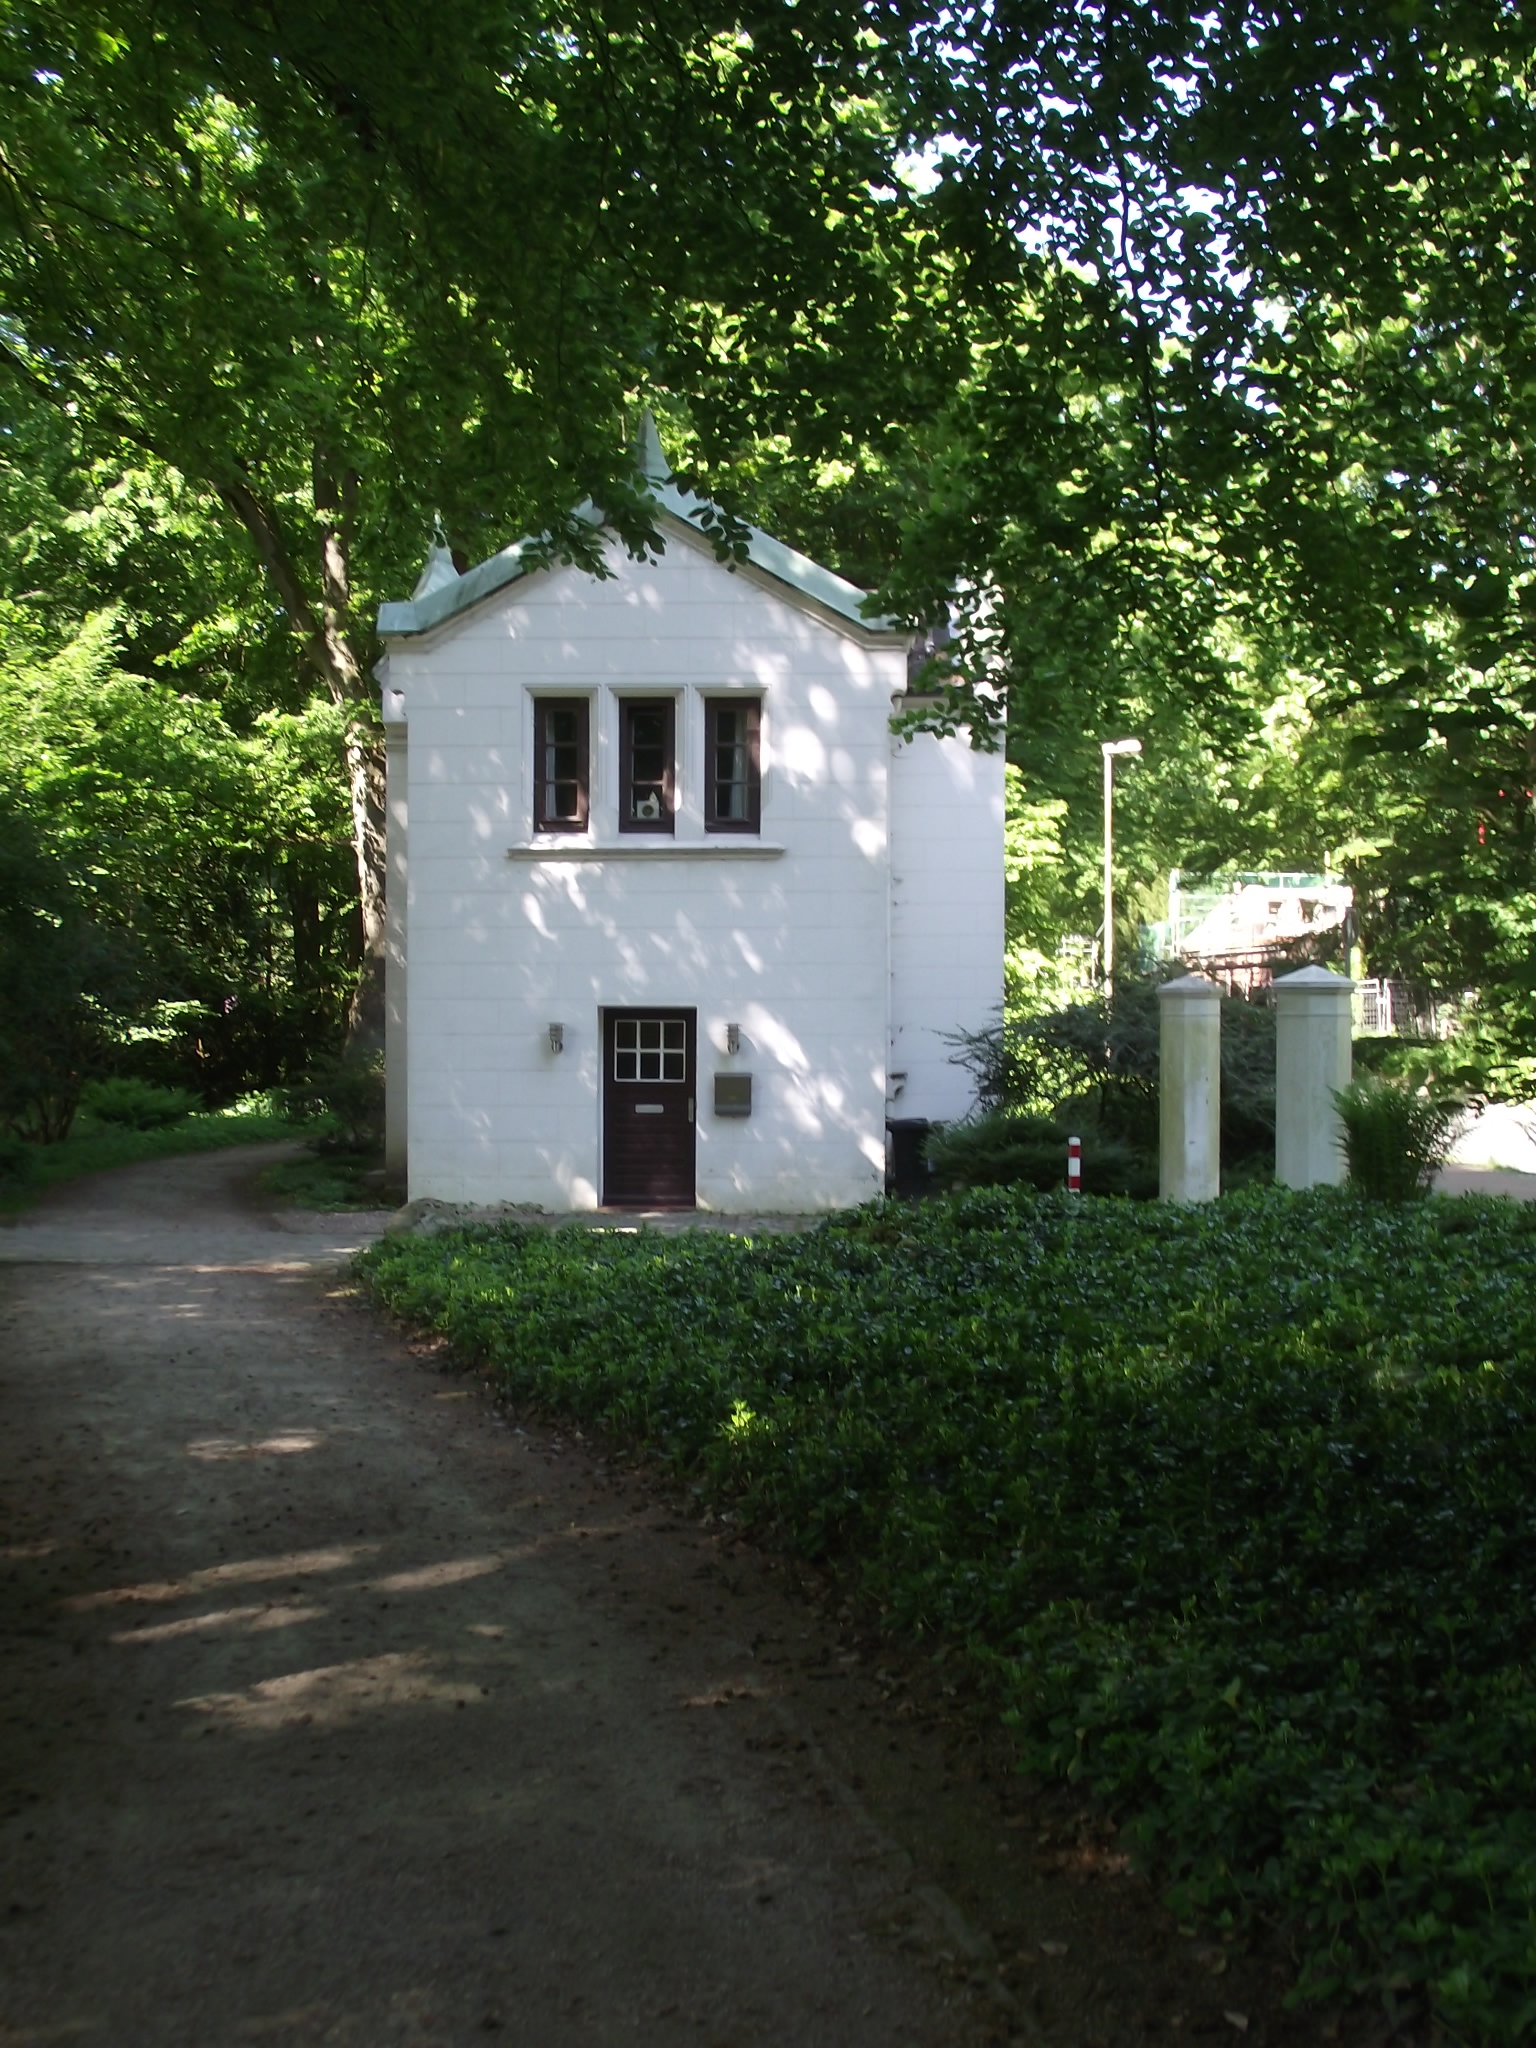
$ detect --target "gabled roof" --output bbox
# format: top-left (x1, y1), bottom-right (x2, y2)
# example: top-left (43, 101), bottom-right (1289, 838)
top-left (376, 416), bottom-right (906, 643)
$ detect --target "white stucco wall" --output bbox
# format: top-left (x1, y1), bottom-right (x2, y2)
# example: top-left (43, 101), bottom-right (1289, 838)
top-left (381, 672), bottom-right (409, 1181)
top-left (887, 726), bottom-right (1006, 1125)
top-left (386, 523), bottom-right (911, 1210)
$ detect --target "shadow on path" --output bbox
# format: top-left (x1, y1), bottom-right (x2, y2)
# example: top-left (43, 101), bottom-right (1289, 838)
top-left (0, 1147), bottom-right (976, 2048)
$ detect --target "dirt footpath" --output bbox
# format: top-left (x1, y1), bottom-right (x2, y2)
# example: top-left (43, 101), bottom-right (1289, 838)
top-left (0, 1149), bottom-right (1400, 2048)
top-left (0, 1149), bottom-right (1006, 2048)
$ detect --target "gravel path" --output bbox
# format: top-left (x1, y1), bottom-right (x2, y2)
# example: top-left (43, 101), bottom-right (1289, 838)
top-left (0, 1147), bottom-right (982, 2048)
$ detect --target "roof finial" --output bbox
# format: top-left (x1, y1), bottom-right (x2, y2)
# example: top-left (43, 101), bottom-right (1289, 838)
top-left (411, 514), bottom-right (460, 601)
top-left (634, 408), bottom-right (671, 486)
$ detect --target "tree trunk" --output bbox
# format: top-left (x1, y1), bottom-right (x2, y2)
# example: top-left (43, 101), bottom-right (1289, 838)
top-left (341, 724), bottom-right (387, 1048)
top-left (283, 863), bottom-right (325, 994)
top-left (218, 460), bottom-right (386, 1049)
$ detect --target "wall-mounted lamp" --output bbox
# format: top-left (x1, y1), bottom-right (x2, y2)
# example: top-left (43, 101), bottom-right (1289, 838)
top-left (548, 1022), bottom-right (564, 1055)
top-left (725, 1022), bottom-right (741, 1055)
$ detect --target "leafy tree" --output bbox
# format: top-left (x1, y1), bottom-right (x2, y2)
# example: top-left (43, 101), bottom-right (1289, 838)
top-left (837, 1), bottom-right (1536, 1080)
top-left (7, 0), bottom-right (1536, 1097)
top-left (0, 381), bottom-right (298, 725)
top-left (0, 0), bottom-right (916, 1036)
top-left (0, 613), bottom-right (354, 1100)
top-left (0, 772), bottom-right (140, 1139)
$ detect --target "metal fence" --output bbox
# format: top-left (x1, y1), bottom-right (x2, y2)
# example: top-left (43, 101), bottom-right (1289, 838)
top-left (1352, 978), bottom-right (1457, 1039)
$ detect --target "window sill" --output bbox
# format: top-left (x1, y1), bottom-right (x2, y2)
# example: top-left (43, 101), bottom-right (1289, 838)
top-left (508, 840), bottom-right (785, 861)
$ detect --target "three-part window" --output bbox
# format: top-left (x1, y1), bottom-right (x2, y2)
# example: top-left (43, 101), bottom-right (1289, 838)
top-left (532, 695), bottom-right (760, 836)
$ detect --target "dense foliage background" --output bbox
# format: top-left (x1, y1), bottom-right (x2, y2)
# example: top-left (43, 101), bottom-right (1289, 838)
top-left (3, 0), bottom-right (1535, 1120)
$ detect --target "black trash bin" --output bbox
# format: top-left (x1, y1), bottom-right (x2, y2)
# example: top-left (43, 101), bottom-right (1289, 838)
top-left (886, 1118), bottom-right (935, 1199)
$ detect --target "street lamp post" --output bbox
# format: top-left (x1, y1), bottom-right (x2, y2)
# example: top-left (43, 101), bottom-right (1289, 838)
top-left (1101, 737), bottom-right (1142, 1003)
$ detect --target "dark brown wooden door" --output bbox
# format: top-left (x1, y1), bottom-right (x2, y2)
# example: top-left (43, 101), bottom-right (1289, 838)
top-left (602, 1010), bottom-right (696, 1208)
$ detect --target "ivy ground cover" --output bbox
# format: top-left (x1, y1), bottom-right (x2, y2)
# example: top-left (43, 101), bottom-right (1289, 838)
top-left (358, 1189), bottom-right (1536, 2041)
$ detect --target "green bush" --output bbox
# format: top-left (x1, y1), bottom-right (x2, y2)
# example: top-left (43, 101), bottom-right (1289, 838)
top-left (257, 1149), bottom-right (393, 1210)
top-left (0, 1105), bottom-right (307, 1215)
top-left (1353, 1012), bottom-right (1536, 1105)
top-left (79, 1077), bottom-right (201, 1129)
top-left (0, 1130), bottom-right (32, 1188)
top-left (1334, 1075), bottom-right (1459, 1200)
top-left (359, 1190), bottom-right (1536, 2042)
top-left (0, 784), bottom-right (143, 1141)
top-left (926, 1107), bottom-right (1158, 1197)
top-left (275, 1049), bottom-right (385, 1152)
top-left (950, 970), bottom-right (1275, 1175)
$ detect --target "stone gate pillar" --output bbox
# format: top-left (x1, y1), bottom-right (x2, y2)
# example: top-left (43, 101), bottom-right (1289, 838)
top-left (1273, 965), bottom-right (1354, 1189)
top-left (1158, 974), bottom-right (1222, 1203)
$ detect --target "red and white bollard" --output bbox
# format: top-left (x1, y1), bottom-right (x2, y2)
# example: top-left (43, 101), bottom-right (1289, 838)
top-left (1067, 1134), bottom-right (1082, 1194)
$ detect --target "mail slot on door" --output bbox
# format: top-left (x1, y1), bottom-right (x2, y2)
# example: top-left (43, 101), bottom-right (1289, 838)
top-left (713, 1073), bottom-right (752, 1118)
top-left (634, 1103), bottom-right (665, 1114)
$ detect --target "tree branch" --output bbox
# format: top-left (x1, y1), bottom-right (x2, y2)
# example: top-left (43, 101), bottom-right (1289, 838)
top-left (217, 476), bottom-right (319, 639)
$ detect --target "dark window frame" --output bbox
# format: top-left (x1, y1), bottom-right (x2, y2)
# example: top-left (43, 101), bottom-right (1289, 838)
top-left (533, 696), bottom-right (590, 834)
top-left (618, 697), bottom-right (677, 835)
top-left (703, 696), bottom-right (762, 834)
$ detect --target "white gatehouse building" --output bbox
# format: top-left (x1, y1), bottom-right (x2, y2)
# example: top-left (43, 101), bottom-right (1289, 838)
top-left (376, 423), bottom-right (1003, 1212)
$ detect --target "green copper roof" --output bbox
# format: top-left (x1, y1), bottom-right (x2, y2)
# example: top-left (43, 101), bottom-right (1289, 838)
top-left (378, 417), bottom-right (904, 642)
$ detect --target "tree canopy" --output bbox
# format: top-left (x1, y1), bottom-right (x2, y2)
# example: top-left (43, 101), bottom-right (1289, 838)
top-left (3, 0), bottom-right (1535, 1118)
top-left (0, 0), bottom-right (916, 1047)
top-left (872, 0), bottom-right (1536, 1070)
